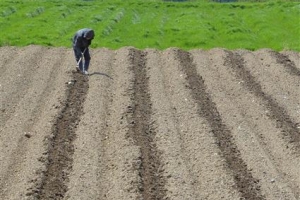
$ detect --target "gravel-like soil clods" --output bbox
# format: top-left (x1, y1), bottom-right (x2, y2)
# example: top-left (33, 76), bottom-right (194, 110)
top-left (0, 46), bottom-right (299, 200)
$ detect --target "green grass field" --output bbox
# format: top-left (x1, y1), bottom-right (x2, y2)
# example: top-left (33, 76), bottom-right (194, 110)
top-left (0, 0), bottom-right (299, 51)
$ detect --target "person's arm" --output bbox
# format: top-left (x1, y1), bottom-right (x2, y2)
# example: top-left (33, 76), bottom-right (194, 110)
top-left (73, 34), bottom-right (84, 47)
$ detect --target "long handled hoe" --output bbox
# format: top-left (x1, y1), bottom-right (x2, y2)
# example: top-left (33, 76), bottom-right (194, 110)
top-left (76, 48), bottom-right (87, 73)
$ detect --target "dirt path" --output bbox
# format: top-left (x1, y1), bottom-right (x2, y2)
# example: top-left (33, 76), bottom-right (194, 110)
top-left (0, 46), bottom-right (299, 200)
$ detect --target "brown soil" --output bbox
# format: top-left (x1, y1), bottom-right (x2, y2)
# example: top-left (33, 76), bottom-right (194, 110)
top-left (0, 46), bottom-right (299, 200)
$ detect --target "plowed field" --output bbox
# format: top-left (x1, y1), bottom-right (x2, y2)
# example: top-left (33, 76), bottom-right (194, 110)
top-left (0, 46), bottom-right (299, 200)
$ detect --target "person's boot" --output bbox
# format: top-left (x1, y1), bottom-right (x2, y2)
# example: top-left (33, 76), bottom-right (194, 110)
top-left (83, 70), bottom-right (89, 75)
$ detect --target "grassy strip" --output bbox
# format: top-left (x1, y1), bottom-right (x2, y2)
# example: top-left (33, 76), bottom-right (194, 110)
top-left (0, 0), bottom-right (299, 51)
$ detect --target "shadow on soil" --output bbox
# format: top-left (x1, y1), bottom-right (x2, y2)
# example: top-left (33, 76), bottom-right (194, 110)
top-left (89, 71), bottom-right (113, 79)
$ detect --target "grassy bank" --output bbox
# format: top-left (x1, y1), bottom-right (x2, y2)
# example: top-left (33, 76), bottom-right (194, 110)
top-left (0, 0), bottom-right (299, 51)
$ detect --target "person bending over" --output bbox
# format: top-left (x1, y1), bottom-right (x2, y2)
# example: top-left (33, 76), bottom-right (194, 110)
top-left (72, 28), bottom-right (95, 75)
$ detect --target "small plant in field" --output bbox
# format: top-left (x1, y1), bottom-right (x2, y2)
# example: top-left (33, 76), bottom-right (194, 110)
top-left (1, 7), bottom-right (16, 17)
top-left (101, 9), bottom-right (125, 37)
top-left (112, 9), bottom-right (125, 23)
top-left (132, 11), bottom-right (141, 24)
top-left (26, 7), bottom-right (44, 18)
top-left (102, 26), bottom-right (113, 36)
top-left (92, 15), bottom-right (103, 23)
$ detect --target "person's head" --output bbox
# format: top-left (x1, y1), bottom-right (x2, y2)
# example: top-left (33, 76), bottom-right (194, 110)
top-left (84, 29), bottom-right (94, 40)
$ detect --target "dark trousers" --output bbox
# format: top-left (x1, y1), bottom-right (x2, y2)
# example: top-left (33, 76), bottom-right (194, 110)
top-left (73, 46), bottom-right (91, 71)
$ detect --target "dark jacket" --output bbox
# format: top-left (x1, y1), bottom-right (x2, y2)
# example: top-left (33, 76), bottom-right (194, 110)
top-left (73, 28), bottom-right (95, 48)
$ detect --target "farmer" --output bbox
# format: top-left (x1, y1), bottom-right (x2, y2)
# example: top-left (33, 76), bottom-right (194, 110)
top-left (72, 28), bottom-right (95, 75)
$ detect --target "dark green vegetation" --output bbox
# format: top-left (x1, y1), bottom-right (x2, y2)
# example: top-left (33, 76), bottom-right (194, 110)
top-left (0, 0), bottom-right (299, 51)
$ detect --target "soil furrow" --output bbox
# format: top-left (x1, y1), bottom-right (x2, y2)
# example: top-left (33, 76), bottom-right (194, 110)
top-left (236, 50), bottom-right (300, 198)
top-left (34, 71), bottom-right (89, 199)
top-left (177, 49), bottom-right (264, 200)
top-left (191, 48), bottom-right (299, 199)
top-left (272, 51), bottom-right (300, 77)
top-left (22, 48), bottom-right (67, 133)
top-left (0, 48), bottom-right (67, 198)
top-left (127, 49), bottom-right (166, 200)
top-left (65, 48), bottom-right (115, 199)
top-left (148, 48), bottom-right (241, 199)
top-left (0, 46), bottom-right (46, 128)
top-left (81, 47), bottom-right (141, 200)
top-left (0, 47), bottom-right (72, 199)
top-left (240, 49), bottom-right (299, 124)
top-left (281, 51), bottom-right (300, 70)
top-left (146, 49), bottom-right (198, 199)
top-left (0, 46), bottom-right (18, 74)
top-left (224, 51), bottom-right (300, 151)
